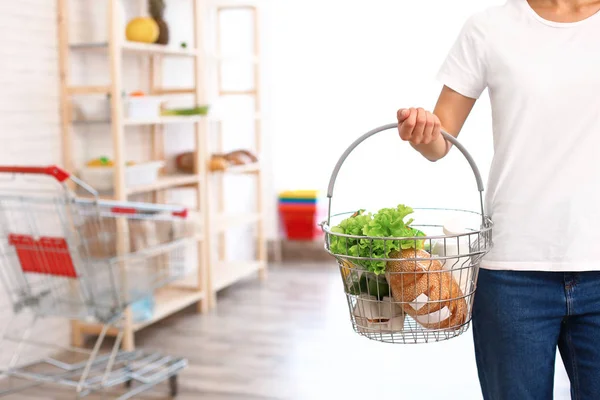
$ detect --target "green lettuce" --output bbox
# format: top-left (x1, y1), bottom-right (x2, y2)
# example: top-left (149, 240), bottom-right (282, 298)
top-left (329, 204), bottom-right (425, 275)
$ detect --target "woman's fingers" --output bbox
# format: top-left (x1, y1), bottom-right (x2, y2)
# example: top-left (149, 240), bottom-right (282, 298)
top-left (411, 108), bottom-right (427, 144)
top-left (422, 111), bottom-right (435, 144)
top-left (398, 108), bottom-right (441, 145)
top-left (398, 108), bottom-right (417, 141)
top-left (397, 108), bottom-right (410, 123)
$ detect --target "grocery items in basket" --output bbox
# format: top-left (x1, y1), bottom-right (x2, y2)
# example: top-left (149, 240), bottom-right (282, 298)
top-left (79, 159), bottom-right (164, 191)
top-left (278, 190), bottom-right (325, 240)
top-left (353, 294), bottom-right (405, 334)
top-left (329, 204), bottom-right (467, 331)
top-left (329, 205), bottom-right (426, 275)
top-left (386, 248), bottom-right (467, 330)
top-left (343, 263), bottom-right (405, 333)
top-left (431, 218), bottom-right (474, 294)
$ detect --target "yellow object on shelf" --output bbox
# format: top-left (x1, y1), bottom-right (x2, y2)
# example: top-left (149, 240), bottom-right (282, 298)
top-left (279, 190), bottom-right (320, 199)
top-left (86, 157), bottom-right (114, 167)
top-left (126, 18), bottom-right (160, 43)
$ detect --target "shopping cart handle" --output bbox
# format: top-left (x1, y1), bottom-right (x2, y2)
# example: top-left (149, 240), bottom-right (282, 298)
top-left (0, 165), bottom-right (70, 182)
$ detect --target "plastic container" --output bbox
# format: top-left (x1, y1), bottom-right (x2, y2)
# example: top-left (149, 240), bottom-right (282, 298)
top-left (279, 190), bottom-right (320, 199)
top-left (278, 202), bottom-right (325, 240)
top-left (79, 161), bottom-right (165, 192)
top-left (130, 293), bottom-right (155, 323)
top-left (126, 161), bottom-right (165, 187)
top-left (124, 96), bottom-right (164, 120)
top-left (278, 190), bottom-right (324, 240)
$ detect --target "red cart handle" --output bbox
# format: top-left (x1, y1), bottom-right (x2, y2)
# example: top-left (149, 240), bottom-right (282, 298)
top-left (0, 166), bottom-right (70, 182)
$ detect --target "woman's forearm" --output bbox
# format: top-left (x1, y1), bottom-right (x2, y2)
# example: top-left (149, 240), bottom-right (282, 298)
top-left (410, 132), bottom-right (449, 162)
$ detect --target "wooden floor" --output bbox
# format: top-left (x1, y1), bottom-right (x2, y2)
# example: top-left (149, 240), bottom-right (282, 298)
top-left (0, 262), bottom-right (571, 400)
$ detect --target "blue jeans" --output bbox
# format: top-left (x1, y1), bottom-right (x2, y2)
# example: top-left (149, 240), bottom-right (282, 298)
top-left (472, 268), bottom-right (600, 400)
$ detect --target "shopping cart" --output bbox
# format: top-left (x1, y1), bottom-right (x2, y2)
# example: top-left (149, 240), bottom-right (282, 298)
top-left (0, 166), bottom-right (193, 398)
top-left (321, 123), bottom-right (493, 344)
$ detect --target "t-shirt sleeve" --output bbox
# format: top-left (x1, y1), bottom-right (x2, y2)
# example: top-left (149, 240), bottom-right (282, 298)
top-left (436, 15), bottom-right (488, 99)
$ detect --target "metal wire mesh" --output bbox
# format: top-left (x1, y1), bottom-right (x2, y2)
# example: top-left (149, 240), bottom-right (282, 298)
top-left (0, 173), bottom-right (192, 323)
top-left (323, 208), bottom-right (492, 344)
top-left (0, 168), bottom-right (190, 398)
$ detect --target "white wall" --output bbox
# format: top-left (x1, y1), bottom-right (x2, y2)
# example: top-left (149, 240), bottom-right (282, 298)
top-left (262, 0), bottom-right (500, 235)
top-left (0, 1), bottom-right (62, 164)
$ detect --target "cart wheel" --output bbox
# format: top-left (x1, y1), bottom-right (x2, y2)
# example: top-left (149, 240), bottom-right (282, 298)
top-left (169, 375), bottom-right (178, 397)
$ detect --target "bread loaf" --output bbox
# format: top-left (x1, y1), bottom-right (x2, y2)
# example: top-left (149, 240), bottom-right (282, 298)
top-left (386, 248), bottom-right (467, 330)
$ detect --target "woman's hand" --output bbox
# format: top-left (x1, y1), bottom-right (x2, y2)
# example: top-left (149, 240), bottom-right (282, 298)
top-left (397, 107), bottom-right (442, 145)
top-left (396, 86), bottom-right (477, 162)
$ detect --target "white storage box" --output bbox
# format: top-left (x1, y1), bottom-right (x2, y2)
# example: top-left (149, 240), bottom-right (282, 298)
top-left (126, 161), bottom-right (165, 187)
top-left (124, 96), bottom-right (164, 120)
top-left (79, 161), bottom-right (165, 192)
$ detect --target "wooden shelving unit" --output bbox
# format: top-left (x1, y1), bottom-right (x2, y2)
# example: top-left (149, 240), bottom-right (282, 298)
top-left (57, 0), bottom-right (212, 351)
top-left (57, 0), bottom-right (268, 348)
top-left (208, 4), bottom-right (267, 306)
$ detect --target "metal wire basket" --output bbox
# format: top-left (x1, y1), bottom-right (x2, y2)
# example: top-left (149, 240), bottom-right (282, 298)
top-left (321, 123), bottom-right (493, 344)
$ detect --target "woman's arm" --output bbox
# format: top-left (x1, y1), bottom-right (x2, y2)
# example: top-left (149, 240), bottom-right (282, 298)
top-left (398, 85), bottom-right (477, 161)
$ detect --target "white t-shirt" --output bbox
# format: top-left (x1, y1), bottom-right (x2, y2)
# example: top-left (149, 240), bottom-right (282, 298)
top-left (436, 0), bottom-right (600, 271)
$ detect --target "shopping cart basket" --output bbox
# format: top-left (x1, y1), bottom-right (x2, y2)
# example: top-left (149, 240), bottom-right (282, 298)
top-left (0, 166), bottom-right (193, 398)
top-left (321, 123), bottom-right (493, 344)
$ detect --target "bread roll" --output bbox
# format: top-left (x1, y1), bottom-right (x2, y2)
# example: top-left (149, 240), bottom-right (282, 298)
top-left (386, 248), bottom-right (467, 330)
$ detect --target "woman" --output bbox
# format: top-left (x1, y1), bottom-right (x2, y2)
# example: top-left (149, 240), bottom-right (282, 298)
top-left (397, 0), bottom-right (600, 399)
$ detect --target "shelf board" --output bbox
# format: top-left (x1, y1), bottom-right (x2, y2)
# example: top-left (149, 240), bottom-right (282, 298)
top-left (213, 54), bottom-right (259, 64)
top-left (70, 41), bottom-right (198, 57)
top-left (213, 260), bottom-right (265, 292)
top-left (219, 89), bottom-right (257, 96)
top-left (213, 162), bottom-right (261, 175)
top-left (126, 174), bottom-right (201, 195)
top-left (72, 115), bottom-right (209, 126)
top-left (124, 115), bottom-right (205, 126)
top-left (68, 85), bottom-right (111, 95)
top-left (216, 213), bottom-right (260, 231)
top-left (75, 284), bottom-right (204, 335)
top-left (72, 119), bottom-right (111, 125)
top-left (133, 285), bottom-right (204, 331)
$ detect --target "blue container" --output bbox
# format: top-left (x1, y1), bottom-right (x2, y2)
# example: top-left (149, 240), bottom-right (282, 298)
top-left (130, 293), bottom-right (155, 323)
top-left (278, 198), bottom-right (318, 205)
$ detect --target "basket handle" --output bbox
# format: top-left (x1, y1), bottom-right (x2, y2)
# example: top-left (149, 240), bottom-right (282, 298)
top-left (0, 165), bottom-right (70, 182)
top-left (326, 122), bottom-right (485, 224)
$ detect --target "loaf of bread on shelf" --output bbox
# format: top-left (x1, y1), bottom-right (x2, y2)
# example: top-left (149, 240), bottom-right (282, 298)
top-left (177, 149), bottom-right (259, 173)
top-left (385, 248), bottom-right (467, 330)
